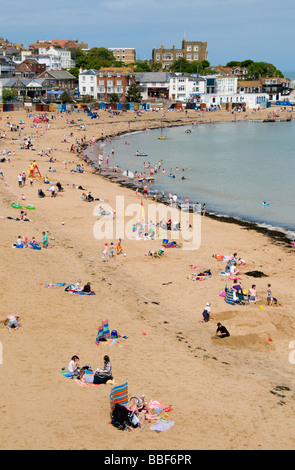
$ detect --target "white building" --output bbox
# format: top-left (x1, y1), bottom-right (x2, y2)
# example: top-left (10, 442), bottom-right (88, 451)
top-left (38, 47), bottom-right (75, 70)
top-left (169, 74), bottom-right (206, 102)
top-left (79, 69), bottom-right (98, 98)
top-left (201, 92), bottom-right (268, 109)
top-left (215, 75), bottom-right (238, 95)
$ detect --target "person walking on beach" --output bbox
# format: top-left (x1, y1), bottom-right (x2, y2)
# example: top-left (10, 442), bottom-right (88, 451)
top-left (202, 203), bottom-right (206, 216)
top-left (102, 243), bottom-right (108, 262)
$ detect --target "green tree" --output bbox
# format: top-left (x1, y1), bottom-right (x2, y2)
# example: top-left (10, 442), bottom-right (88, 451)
top-left (109, 93), bottom-right (120, 103)
top-left (169, 58), bottom-right (190, 73)
top-left (226, 61), bottom-right (241, 67)
top-left (125, 84), bottom-right (142, 103)
top-left (2, 88), bottom-right (17, 102)
top-left (69, 67), bottom-right (80, 79)
top-left (60, 91), bottom-right (73, 104)
top-left (246, 62), bottom-right (284, 80)
top-left (240, 59), bottom-right (254, 68)
top-left (134, 60), bottom-right (151, 72)
top-left (151, 62), bottom-right (162, 72)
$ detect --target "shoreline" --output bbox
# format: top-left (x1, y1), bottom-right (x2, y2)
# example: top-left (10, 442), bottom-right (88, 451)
top-left (84, 121), bottom-right (295, 249)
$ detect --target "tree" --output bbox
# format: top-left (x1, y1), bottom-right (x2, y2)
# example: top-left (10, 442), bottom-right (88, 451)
top-left (151, 62), bottom-right (162, 72)
top-left (2, 88), bottom-right (17, 102)
top-left (134, 60), bottom-right (151, 72)
top-left (169, 58), bottom-right (189, 73)
top-left (240, 59), bottom-right (254, 68)
top-left (246, 62), bottom-right (284, 80)
top-left (109, 93), bottom-right (120, 103)
top-left (226, 61), bottom-right (241, 67)
top-left (69, 67), bottom-right (80, 79)
top-left (125, 84), bottom-right (142, 103)
top-left (60, 91), bottom-right (73, 104)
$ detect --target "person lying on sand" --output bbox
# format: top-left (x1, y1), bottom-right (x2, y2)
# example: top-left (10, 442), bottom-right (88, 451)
top-left (4, 314), bottom-right (20, 330)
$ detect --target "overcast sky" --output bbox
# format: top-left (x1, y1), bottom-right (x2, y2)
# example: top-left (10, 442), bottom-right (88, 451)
top-left (1, 0), bottom-right (294, 73)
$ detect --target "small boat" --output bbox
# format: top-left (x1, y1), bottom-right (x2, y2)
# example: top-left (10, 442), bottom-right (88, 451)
top-left (135, 152), bottom-right (148, 157)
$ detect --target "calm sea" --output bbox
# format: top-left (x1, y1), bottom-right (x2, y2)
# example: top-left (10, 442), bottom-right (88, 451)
top-left (89, 119), bottom-right (295, 240)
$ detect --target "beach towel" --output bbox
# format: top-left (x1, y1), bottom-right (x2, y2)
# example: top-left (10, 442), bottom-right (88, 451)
top-left (110, 382), bottom-right (129, 411)
top-left (150, 419), bottom-right (174, 432)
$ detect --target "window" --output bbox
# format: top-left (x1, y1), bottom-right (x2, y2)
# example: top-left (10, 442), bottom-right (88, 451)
top-left (82, 87), bottom-right (86, 92)
top-left (193, 54), bottom-right (198, 60)
top-left (156, 54), bottom-right (160, 61)
top-left (116, 80), bottom-right (122, 85)
top-left (187, 54), bottom-right (191, 60)
top-left (163, 54), bottom-right (172, 60)
top-left (176, 53), bottom-right (183, 59)
top-left (108, 72), bottom-right (112, 77)
top-left (99, 80), bottom-right (104, 86)
top-left (90, 76), bottom-right (94, 81)
top-left (194, 46), bottom-right (199, 51)
top-left (107, 80), bottom-right (113, 86)
top-left (187, 46), bottom-right (192, 51)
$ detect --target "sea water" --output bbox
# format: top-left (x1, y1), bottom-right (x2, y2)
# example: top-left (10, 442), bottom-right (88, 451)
top-left (90, 119), bottom-right (295, 239)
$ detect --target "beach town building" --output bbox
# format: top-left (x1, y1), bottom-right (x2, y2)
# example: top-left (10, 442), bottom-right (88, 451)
top-left (215, 75), bottom-right (238, 95)
top-left (0, 56), bottom-right (16, 77)
top-left (0, 77), bottom-right (46, 100)
top-left (79, 69), bottom-right (98, 99)
top-left (108, 48), bottom-right (136, 64)
top-left (152, 39), bottom-right (208, 70)
top-left (14, 58), bottom-right (46, 79)
top-left (259, 76), bottom-right (291, 102)
top-left (169, 74), bottom-right (206, 102)
top-left (237, 80), bottom-right (262, 94)
top-left (96, 67), bottom-right (135, 102)
top-left (135, 72), bottom-right (170, 101)
top-left (37, 47), bottom-right (75, 70)
top-left (38, 70), bottom-right (77, 92)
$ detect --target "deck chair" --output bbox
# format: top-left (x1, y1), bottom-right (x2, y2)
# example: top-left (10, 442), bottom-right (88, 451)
top-left (237, 292), bottom-right (249, 305)
top-left (95, 319), bottom-right (110, 345)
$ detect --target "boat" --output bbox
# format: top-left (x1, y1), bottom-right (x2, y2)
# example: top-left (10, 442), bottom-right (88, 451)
top-left (135, 152), bottom-right (148, 157)
top-left (158, 120), bottom-right (166, 140)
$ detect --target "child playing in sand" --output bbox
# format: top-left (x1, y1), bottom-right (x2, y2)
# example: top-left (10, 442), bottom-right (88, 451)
top-left (102, 243), bottom-right (108, 262)
top-left (201, 303), bottom-right (213, 322)
top-left (267, 284), bottom-right (277, 306)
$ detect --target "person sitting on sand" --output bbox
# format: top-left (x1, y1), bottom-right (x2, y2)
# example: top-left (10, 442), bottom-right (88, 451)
top-left (230, 262), bottom-right (240, 276)
top-left (232, 279), bottom-right (243, 294)
top-left (95, 355), bottom-right (113, 380)
top-left (67, 355), bottom-right (80, 377)
top-left (249, 284), bottom-right (258, 303)
top-left (216, 323), bottom-right (230, 338)
top-left (82, 282), bottom-right (95, 295)
top-left (4, 314), bottom-right (20, 330)
top-left (38, 188), bottom-right (45, 198)
top-left (20, 211), bottom-right (32, 222)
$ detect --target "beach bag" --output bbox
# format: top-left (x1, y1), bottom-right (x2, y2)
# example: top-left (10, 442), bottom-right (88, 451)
top-left (111, 330), bottom-right (118, 338)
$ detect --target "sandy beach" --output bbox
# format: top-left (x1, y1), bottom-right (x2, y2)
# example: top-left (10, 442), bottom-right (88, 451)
top-left (0, 106), bottom-right (295, 451)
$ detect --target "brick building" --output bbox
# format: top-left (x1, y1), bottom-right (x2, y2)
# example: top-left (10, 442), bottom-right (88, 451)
top-left (152, 39), bottom-right (208, 69)
top-left (96, 67), bottom-right (135, 102)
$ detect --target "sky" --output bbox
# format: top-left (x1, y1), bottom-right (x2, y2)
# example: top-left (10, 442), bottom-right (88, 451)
top-left (1, 0), bottom-right (295, 74)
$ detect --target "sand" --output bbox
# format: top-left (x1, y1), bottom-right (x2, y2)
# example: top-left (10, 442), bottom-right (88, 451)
top-left (0, 106), bottom-right (295, 451)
